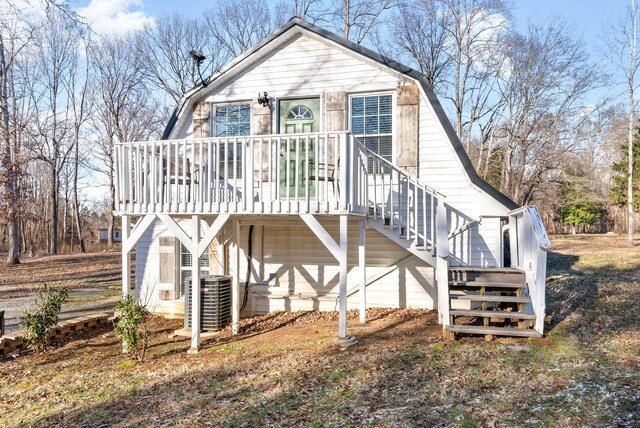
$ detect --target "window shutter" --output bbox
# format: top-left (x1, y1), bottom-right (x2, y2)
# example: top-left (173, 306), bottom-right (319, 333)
top-left (396, 84), bottom-right (419, 175)
top-left (192, 102), bottom-right (211, 138)
top-left (252, 101), bottom-right (272, 181)
top-left (251, 101), bottom-right (272, 135)
top-left (325, 91), bottom-right (346, 167)
top-left (325, 91), bottom-right (346, 132)
top-left (159, 236), bottom-right (177, 300)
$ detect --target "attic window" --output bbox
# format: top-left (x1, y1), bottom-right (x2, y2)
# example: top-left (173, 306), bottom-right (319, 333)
top-left (286, 105), bottom-right (313, 120)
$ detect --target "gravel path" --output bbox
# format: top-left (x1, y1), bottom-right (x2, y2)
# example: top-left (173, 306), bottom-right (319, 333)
top-left (1, 288), bottom-right (120, 333)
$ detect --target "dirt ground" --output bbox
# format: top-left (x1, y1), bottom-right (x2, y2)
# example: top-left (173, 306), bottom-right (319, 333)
top-left (1, 235), bottom-right (639, 427)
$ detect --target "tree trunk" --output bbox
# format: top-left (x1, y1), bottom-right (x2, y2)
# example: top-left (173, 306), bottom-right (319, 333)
top-left (629, 0), bottom-right (637, 246)
top-left (50, 167), bottom-right (58, 254)
top-left (1, 37), bottom-right (20, 265)
top-left (343, 0), bottom-right (350, 40)
top-left (73, 135), bottom-right (85, 252)
top-left (108, 152), bottom-right (115, 248)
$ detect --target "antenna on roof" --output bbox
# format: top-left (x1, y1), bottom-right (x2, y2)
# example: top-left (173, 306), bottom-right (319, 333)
top-left (189, 49), bottom-right (208, 87)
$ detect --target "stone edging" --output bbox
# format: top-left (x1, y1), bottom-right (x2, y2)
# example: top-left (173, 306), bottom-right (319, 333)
top-left (0, 313), bottom-right (115, 356)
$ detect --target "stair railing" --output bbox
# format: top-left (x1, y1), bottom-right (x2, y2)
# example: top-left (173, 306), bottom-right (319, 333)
top-left (354, 139), bottom-right (445, 256)
top-left (353, 138), bottom-right (451, 326)
top-left (508, 206), bottom-right (551, 334)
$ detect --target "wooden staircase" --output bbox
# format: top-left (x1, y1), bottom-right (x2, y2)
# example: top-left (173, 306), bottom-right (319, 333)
top-left (444, 267), bottom-right (542, 339)
top-left (358, 142), bottom-right (548, 340)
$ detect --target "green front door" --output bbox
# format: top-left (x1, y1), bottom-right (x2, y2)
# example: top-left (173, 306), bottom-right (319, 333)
top-left (279, 98), bottom-right (319, 198)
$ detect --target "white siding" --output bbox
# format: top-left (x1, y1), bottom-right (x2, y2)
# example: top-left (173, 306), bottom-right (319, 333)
top-left (175, 33), bottom-right (403, 139)
top-left (135, 217), bottom-right (187, 313)
top-left (135, 217), bottom-right (165, 311)
top-left (137, 216), bottom-right (436, 316)
top-left (165, 28), bottom-right (512, 275)
top-left (449, 217), bottom-right (502, 267)
top-left (241, 218), bottom-right (436, 314)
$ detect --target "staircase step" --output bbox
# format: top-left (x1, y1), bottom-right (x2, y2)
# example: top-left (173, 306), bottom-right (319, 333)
top-left (449, 266), bottom-right (523, 274)
top-left (445, 324), bottom-right (541, 338)
top-left (451, 294), bottom-right (531, 303)
top-left (449, 281), bottom-right (525, 289)
top-left (450, 309), bottom-right (536, 320)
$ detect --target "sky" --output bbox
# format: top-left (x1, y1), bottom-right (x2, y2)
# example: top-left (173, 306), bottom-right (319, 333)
top-left (70, 0), bottom-right (623, 38)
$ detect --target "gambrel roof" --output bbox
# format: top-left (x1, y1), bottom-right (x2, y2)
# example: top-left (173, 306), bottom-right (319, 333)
top-left (162, 17), bottom-right (518, 210)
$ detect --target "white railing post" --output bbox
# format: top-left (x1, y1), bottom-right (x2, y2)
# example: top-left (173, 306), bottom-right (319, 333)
top-left (507, 206), bottom-right (551, 335)
top-left (114, 145), bottom-right (120, 212)
top-left (435, 197), bottom-right (450, 326)
top-left (339, 133), bottom-right (349, 211)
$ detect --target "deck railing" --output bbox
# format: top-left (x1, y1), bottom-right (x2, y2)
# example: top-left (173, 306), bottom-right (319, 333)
top-left (114, 132), bottom-right (369, 215)
top-left (508, 206), bottom-right (551, 334)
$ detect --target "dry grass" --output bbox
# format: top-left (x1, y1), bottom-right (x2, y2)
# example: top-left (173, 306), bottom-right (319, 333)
top-left (1, 235), bottom-right (639, 427)
top-left (0, 252), bottom-right (121, 299)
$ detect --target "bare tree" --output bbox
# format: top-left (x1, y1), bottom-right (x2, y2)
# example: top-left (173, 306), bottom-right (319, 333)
top-left (65, 35), bottom-right (91, 253)
top-left (391, 0), bottom-right (452, 91)
top-left (609, 0), bottom-right (640, 244)
top-left (203, 0), bottom-right (277, 58)
top-left (438, 0), bottom-right (509, 147)
top-left (90, 34), bottom-right (162, 247)
top-left (24, 12), bottom-right (77, 254)
top-left (276, 0), bottom-right (333, 23)
top-left (0, 3), bottom-right (38, 264)
top-left (493, 22), bottom-right (603, 205)
top-left (629, 1), bottom-right (638, 244)
top-left (331, 0), bottom-right (396, 44)
top-left (135, 14), bottom-right (228, 104)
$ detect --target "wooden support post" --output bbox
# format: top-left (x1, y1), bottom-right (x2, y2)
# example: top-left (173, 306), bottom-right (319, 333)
top-left (300, 214), bottom-right (357, 346)
top-left (358, 219), bottom-right (366, 324)
top-left (190, 215), bottom-right (201, 352)
top-left (121, 215), bottom-right (130, 298)
top-left (232, 218), bottom-right (240, 335)
top-left (338, 215), bottom-right (348, 338)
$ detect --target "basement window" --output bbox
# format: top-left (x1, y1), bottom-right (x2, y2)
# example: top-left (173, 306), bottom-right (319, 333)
top-left (178, 243), bottom-right (210, 298)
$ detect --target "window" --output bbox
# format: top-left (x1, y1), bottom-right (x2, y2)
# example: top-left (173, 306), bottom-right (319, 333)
top-left (214, 104), bottom-right (250, 137)
top-left (178, 243), bottom-right (210, 298)
top-left (214, 104), bottom-right (250, 178)
top-left (351, 95), bottom-right (392, 172)
top-left (286, 105), bottom-right (313, 120)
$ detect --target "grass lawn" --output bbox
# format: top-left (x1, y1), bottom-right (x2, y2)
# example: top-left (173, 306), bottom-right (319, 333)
top-left (1, 235), bottom-right (639, 427)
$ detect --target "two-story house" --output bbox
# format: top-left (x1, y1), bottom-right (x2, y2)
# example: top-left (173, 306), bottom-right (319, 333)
top-left (114, 18), bottom-right (551, 352)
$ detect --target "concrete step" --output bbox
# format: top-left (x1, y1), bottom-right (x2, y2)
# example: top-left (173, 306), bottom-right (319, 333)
top-left (450, 309), bottom-right (536, 320)
top-left (445, 324), bottom-right (541, 338)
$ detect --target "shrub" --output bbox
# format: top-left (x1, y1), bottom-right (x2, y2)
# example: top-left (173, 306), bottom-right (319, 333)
top-left (20, 284), bottom-right (69, 352)
top-left (114, 295), bottom-right (151, 361)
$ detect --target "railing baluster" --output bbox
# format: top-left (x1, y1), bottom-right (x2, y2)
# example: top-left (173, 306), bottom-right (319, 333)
top-left (430, 191), bottom-right (435, 254)
top-left (286, 137), bottom-right (290, 212)
top-left (304, 136), bottom-right (309, 212)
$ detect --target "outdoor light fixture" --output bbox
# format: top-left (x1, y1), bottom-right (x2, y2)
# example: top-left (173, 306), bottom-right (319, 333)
top-left (257, 91), bottom-right (271, 107)
top-left (190, 49), bottom-right (208, 87)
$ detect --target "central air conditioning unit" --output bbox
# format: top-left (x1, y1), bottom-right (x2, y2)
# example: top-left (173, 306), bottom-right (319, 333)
top-left (184, 275), bottom-right (232, 331)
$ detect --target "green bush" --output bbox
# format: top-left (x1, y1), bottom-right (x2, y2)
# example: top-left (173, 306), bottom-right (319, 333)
top-left (114, 295), bottom-right (150, 361)
top-left (20, 284), bottom-right (69, 352)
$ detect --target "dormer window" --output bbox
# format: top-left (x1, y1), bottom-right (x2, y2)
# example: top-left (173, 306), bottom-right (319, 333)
top-left (286, 105), bottom-right (314, 120)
